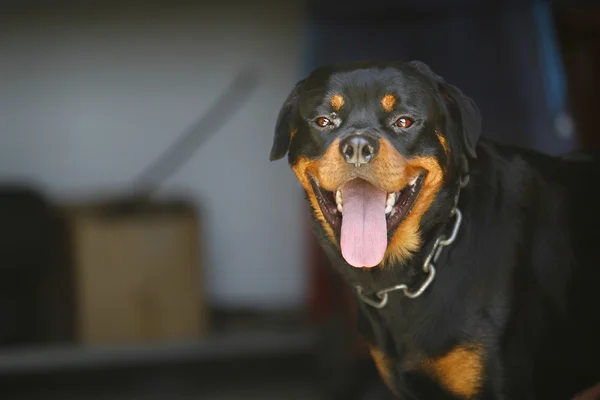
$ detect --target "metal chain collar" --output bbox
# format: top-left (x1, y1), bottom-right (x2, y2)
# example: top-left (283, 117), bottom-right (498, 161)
top-left (357, 175), bottom-right (470, 309)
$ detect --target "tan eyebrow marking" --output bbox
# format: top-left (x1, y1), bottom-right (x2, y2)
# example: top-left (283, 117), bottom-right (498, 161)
top-left (381, 94), bottom-right (396, 112)
top-left (330, 94), bottom-right (345, 111)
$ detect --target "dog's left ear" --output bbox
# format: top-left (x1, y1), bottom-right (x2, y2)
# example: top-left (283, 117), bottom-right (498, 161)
top-left (442, 83), bottom-right (481, 159)
top-left (270, 79), bottom-right (306, 161)
top-left (408, 61), bottom-right (481, 159)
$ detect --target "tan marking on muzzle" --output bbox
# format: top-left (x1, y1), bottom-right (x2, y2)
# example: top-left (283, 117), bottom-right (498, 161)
top-left (384, 154), bottom-right (444, 266)
top-left (292, 137), bottom-right (444, 266)
top-left (315, 139), bottom-right (407, 193)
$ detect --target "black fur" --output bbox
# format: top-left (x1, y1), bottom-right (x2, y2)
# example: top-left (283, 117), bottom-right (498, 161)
top-left (270, 61), bottom-right (600, 399)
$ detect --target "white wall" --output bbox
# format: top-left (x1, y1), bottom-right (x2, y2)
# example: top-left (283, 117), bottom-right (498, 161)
top-left (0, 1), bottom-right (308, 309)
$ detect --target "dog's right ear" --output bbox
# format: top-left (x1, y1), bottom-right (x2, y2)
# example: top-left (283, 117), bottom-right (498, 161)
top-left (270, 79), bottom-right (305, 161)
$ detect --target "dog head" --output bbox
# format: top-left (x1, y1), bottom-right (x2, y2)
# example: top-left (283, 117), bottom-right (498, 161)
top-left (270, 61), bottom-right (481, 268)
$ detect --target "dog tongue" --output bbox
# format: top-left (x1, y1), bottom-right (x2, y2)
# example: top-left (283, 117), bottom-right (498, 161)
top-left (340, 179), bottom-right (388, 268)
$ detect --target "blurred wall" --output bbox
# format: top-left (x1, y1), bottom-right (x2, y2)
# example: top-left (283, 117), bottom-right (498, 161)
top-left (305, 0), bottom-right (576, 155)
top-left (0, 1), bottom-right (308, 310)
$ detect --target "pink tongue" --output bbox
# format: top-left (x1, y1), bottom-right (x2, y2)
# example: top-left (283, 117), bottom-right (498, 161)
top-left (340, 179), bottom-right (388, 268)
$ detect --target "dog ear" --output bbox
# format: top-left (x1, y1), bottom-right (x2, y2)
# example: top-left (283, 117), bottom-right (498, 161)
top-left (270, 79), bottom-right (306, 161)
top-left (408, 61), bottom-right (481, 159)
top-left (442, 83), bottom-right (481, 159)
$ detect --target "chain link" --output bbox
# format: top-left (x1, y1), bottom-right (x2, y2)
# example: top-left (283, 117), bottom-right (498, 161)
top-left (357, 174), bottom-right (469, 309)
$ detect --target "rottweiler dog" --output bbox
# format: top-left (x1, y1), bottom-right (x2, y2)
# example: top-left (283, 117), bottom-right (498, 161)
top-left (269, 61), bottom-right (600, 399)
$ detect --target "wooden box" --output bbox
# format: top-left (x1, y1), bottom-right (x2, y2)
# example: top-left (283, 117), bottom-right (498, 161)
top-left (63, 200), bottom-right (209, 344)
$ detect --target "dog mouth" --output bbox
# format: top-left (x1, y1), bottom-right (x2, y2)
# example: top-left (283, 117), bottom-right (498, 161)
top-left (309, 173), bottom-right (426, 268)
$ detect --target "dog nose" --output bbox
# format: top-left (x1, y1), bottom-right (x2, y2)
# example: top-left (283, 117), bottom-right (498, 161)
top-left (340, 135), bottom-right (379, 167)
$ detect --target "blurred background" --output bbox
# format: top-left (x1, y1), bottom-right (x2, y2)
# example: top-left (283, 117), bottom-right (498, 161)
top-left (0, 0), bottom-right (598, 399)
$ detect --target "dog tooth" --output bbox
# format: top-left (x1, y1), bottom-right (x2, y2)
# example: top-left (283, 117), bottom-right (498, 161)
top-left (409, 175), bottom-right (418, 186)
top-left (336, 189), bottom-right (343, 213)
top-left (386, 193), bottom-right (396, 206)
top-left (385, 193), bottom-right (396, 215)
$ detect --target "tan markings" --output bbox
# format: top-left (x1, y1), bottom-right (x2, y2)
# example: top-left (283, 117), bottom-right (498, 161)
top-left (436, 130), bottom-right (449, 156)
top-left (291, 153), bottom-right (338, 243)
top-left (290, 128), bottom-right (297, 141)
top-left (315, 139), bottom-right (407, 193)
top-left (330, 94), bottom-right (345, 111)
top-left (381, 94), bottom-right (396, 112)
top-left (384, 154), bottom-right (444, 266)
top-left (420, 345), bottom-right (485, 399)
top-left (369, 346), bottom-right (395, 391)
top-left (291, 138), bottom-right (444, 267)
top-left (291, 138), bottom-right (406, 244)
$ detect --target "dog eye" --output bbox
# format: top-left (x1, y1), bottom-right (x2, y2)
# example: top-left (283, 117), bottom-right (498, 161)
top-left (394, 117), bottom-right (414, 129)
top-left (315, 117), bottom-right (332, 128)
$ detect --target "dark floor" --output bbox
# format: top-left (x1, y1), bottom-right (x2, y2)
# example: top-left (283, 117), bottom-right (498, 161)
top-left (0, 354), bottom-right (390, 400)
top-left (2, 357), bottom-right (321, 399)
top-left (0, 312), bottom-right (394, 400)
